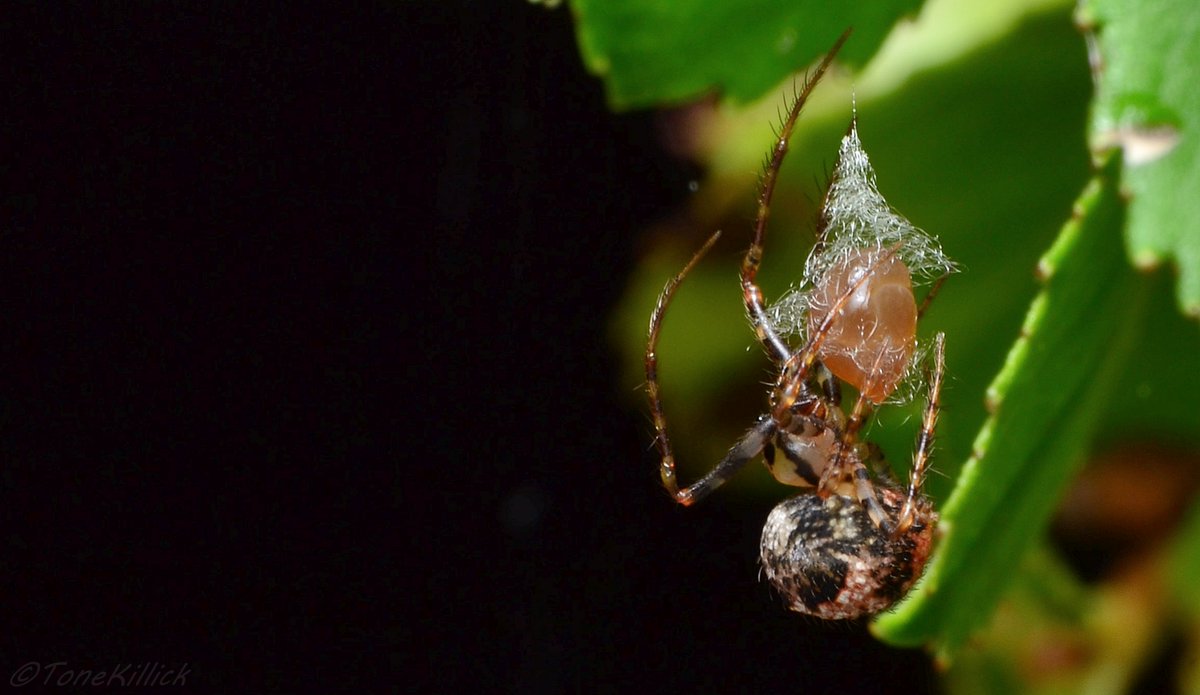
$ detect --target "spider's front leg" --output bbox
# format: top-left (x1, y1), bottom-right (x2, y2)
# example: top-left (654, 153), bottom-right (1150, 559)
top-left (668, 419), bottom-right (775, 506)
top-left (740, 29), bottom-right (849, 367)
top-left (645, 232), bottom-right (719, 500)
top-left (645, 232), bottom-right (777, 506)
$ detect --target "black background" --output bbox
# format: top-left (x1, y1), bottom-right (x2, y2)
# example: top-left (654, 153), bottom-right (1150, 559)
top-left (4, 3), bottom-right (936, 691)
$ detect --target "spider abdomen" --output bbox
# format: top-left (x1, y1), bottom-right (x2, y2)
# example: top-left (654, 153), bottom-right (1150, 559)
top-left (759, 487), bottom-right (935, 620)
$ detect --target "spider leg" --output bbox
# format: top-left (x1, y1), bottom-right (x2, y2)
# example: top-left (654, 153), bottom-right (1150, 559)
top-left (741, 29), bottom-right (850, 366)
top-left (814, 360), bottom-right (842, 406)
top-left (895, 332), bottom-right (945, 534)
top-left (864, 441), bottom-right (897, 486)
top-left (917, 271), bottom-right (951, 320)
top-left (647, 231), bottom-right (748, 504)
top-left (671, 419), bottom-right (775, 506)
top-left (820, 365), bottom-right (891, 531)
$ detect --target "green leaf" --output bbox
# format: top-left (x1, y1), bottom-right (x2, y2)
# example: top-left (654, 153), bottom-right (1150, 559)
top-left (568, 0), bottom-right (921, 109)
top-left (872, 157), bottom-right (1148, 659)
top-left (1169, 497), bottom-right (1200, 617)
top-left (1080, 0), bottom-right (1200, 316)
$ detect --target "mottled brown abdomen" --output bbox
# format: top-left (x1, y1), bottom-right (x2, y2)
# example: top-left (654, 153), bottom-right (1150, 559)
top-left (759, 487), bottom-right (935, 620)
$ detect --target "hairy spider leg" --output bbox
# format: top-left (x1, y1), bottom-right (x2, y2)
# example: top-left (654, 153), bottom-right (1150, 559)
top-left (646, 231), bottom-right (777, 505)
top-left (863, 441), bottom-right (896, 485)
top-left (917, 272), bottom-right (951, 320)
top-left (822, 347), bottom-right (892, 528)
top-left (740, 29), bottom-right (850, 365)
top-left (670, 420), bottom-right (775, 506)
top-left (896, 331), bottom-right (945, 534)
top-left (814, 360), bottom-right (842, 406)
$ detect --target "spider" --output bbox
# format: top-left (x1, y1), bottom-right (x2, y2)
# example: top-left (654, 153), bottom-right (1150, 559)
top-left (644, 31), bottom-right (955, 620)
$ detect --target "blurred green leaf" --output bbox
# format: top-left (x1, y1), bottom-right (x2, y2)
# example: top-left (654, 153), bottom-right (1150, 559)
top-left (568, 0), bottom-right (921, 109)
top-left (942, 544), bottom-right (1098, 695)
top-left (1081, 0), bottom-right (1200, 315)
top-left (1172, 500), bottom-right (1200, 695)
top-left (1096, 268), bottom-right (1200, 446)
top-left (1170, 497), bottom-right (1200, 617)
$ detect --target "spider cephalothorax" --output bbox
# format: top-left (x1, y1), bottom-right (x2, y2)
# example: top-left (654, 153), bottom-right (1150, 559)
top-left (644, 30), bottom-right (954, 619)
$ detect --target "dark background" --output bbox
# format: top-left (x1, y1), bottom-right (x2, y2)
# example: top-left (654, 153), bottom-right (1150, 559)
top-left (4, 3), bottom-right (936, 691)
